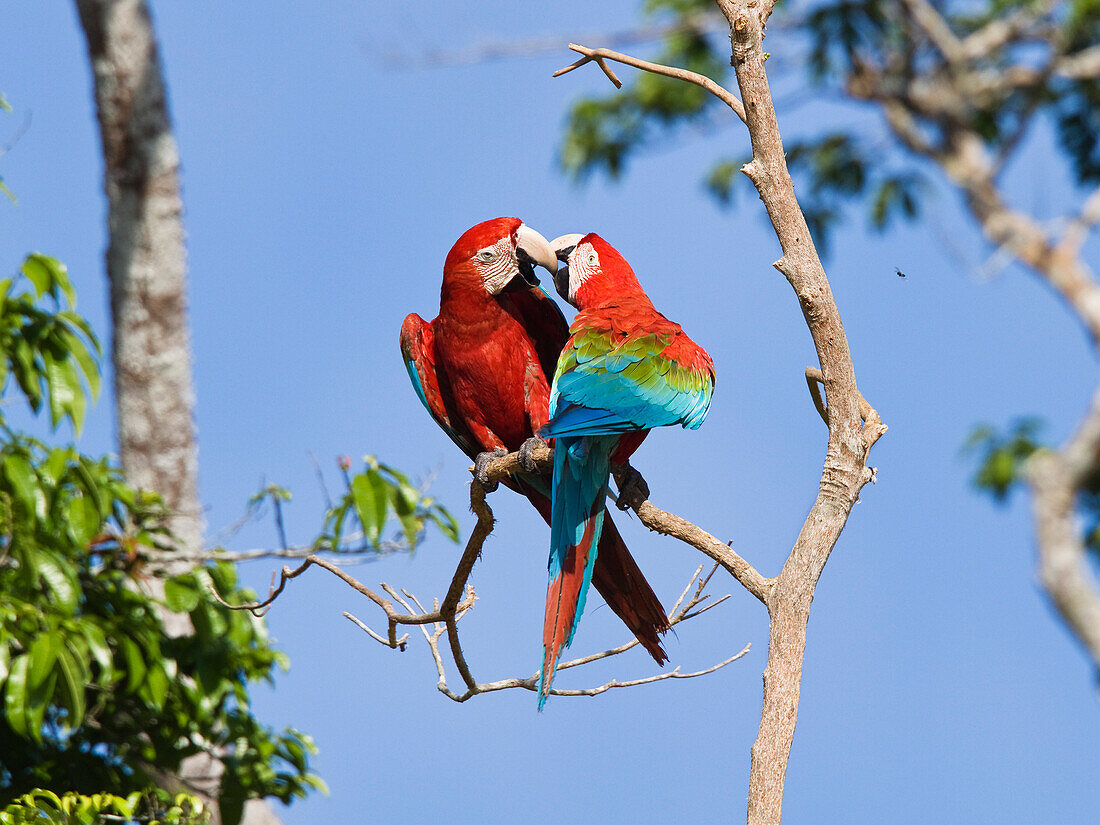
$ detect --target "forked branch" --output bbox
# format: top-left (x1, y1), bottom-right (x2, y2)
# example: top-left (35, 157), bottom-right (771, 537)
top-left (554, 43), bottom-right (747, 123)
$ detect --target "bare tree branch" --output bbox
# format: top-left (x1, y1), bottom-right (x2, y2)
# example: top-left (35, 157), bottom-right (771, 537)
top-left (554, 43), bottom-right (747, 123)
top-left (1027, 392), bottom-right (1100, 665)
top-left (898, 0), bottom-right (965, 62)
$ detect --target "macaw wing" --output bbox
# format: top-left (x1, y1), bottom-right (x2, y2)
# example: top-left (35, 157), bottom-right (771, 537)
top-left (543, 326), bottom-right (714, 439)
top-left (400, 313), bottom-right (479, 458)
top-left (505, 284), bottom-right (570, 383)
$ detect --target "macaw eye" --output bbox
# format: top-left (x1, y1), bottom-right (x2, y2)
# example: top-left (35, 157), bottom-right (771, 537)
top-left (586, 252), bottom-right (598, 266)
top-left (478, 250), bottom-right (496, 262)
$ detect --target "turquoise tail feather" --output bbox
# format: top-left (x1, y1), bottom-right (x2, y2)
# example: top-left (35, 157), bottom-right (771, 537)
top-left (538, 434), bottom-right (615, 709)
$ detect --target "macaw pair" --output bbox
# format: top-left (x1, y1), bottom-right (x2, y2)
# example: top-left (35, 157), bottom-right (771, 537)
top-left (401, 218), bottom-right (715, 708)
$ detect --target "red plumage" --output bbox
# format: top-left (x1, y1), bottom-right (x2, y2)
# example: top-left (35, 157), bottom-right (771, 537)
top-left (401, 218), bottom-right (669, 667)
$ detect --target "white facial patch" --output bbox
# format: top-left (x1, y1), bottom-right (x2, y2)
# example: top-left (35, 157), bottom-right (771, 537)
top-left (474, 236), bottom-right (518, 295)
top-left (567, 242), bottom-right (600, 300)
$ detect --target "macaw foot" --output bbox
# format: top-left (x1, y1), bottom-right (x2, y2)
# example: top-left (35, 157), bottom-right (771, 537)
top-left (518, 437), bottom-right (549, 473)
top-left (613, 462), bottom-right (650, 511)
top-left (474, 448), bottom-right (509, 493)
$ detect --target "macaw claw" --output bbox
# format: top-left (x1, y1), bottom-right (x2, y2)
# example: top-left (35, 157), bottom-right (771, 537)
top-left (474, 447), bottom-right (509, 492)
top-left (614, 463), bottom-right (650, 511)
top-left (518, 437), bottom-right (549, 473)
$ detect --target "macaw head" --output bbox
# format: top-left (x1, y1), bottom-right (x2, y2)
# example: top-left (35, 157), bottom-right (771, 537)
top-left (442, 217), bottom-right (558, 297)
top-left (549, 232), bottom-right (642, 309)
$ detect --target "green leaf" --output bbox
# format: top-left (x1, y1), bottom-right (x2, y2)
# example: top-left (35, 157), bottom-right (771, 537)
top-left (44, 351), bottom-right (83, 432)
top-left (4, 653), bottom-right (30, 738)
top-left (139, 661), bottom-right (169, 709)
top-left (350, 471), bottom-right (388, 547)
top-left (34, 550), bottom-right (80, 613)
top-left (25, 668), bottom-right (57, 744)
top-left (28, 633), bottom-right (58, 691)
top-left (58, 310), bottom-right (98, 346)
top-left (389, 484), bottom-right (421, 548)
top-left (64, 334), bottom-right (101, 399)
top-left (56, 644), bottom-right (87, 728)
top-left (218, 770), bottom-right (246, 825)
top-left (21, 255), bottom-right (52, 299)
top-left (165, 575), bottom-right (202, 613)
top-left (427, 506), bottom-right (461, 543)
top-left (4, 452), bottom-right (43, 518)
top-left (68, 494), bottom-right (101, 547)
top-left (120, 636), bottom-right (148, 693)
top-left (10, 337), bottom-right (43, 411)
top-left (79, 624), bottom-right (114, 683)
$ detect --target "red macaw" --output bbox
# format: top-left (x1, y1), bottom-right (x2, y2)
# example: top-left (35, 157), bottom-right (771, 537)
top-left (536, 233), bottom-right (716, 707)
top-left (399, 218), bottom-right (670, 679)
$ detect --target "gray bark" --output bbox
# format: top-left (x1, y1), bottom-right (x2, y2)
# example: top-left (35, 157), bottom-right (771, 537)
top-left (73, 2), bottom-right (281, 823)
top-left (74, 0), bottom-right (201, 559)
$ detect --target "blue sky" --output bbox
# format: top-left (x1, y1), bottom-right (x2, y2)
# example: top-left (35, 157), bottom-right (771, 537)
top-left (1, 2), bottom-right (1097, 823)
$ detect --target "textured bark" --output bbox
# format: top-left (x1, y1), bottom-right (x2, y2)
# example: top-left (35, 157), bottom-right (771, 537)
top-left (74, 0), bottom-right (201, 560)
top-left (717, 2), bottom-right (885, 822)
top-left (74, 3), bottom-right (281, 823)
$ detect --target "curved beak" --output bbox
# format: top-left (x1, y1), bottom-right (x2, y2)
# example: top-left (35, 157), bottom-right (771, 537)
top-left (549, 234), bottom-right (583, 301)
top-left (514, 224), bottom-right (558, 287)
top-left (550, 234), bottom-right (583, 262)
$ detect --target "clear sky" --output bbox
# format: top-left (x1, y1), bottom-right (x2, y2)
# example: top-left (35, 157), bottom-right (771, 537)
top-left (2, 2), bottom-right (1097, 823)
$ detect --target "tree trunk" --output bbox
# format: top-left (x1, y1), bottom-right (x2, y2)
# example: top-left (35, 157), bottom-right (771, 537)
top-left (73, 0), bottom-right (201, 562)
top-left (73, 3), bottom-right (279, 823)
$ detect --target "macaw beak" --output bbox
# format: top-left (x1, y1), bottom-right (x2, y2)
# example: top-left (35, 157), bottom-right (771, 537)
top-left (514, 224), bottom-right (559, 288)
top-left (549, 234), bottom-right (583, 301)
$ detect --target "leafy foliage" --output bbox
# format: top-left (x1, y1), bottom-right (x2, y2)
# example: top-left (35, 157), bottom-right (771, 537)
top-left (967, 418), bottom-right (1042, 501)
top-left (0, 255), bottom-right (100, 434)
top-left (561, 10), bottom-right (727, 181)
top-left (703, 133), bottom-right (925, 253)
top-left (317, 455), bottom-right (460, 554)
top-left (0, 789), bottom-right (207, 825)
top-left (0, 255), bottom-right (323, 824)
top-left (967, 418), bottom-right (1100, 555)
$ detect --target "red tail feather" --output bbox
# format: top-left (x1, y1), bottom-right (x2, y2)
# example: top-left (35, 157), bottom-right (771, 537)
top-left (591, 515), bottom-right (669, 664)
top-left (524, 487), bottom-right (668, 666)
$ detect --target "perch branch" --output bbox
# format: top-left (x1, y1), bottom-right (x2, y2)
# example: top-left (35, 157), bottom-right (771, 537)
top-left (480, 440), bottom-right (772, 603)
